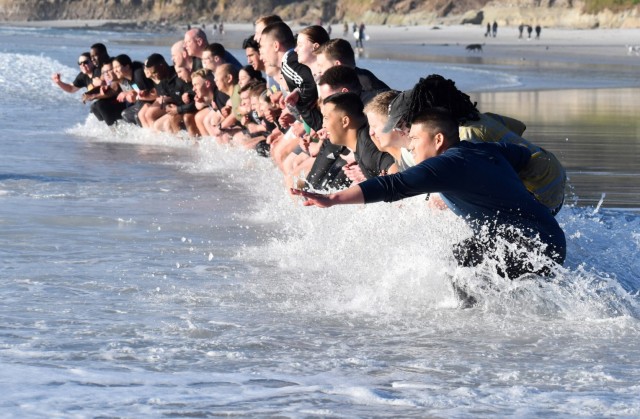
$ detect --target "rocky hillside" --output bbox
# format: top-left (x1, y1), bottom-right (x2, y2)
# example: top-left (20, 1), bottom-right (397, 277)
top-left (0, 0), bottom-right (639, 29)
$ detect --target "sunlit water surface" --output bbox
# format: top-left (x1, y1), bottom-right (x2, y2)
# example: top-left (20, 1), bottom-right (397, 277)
top-left (0, 26), bottom-right (639, 417)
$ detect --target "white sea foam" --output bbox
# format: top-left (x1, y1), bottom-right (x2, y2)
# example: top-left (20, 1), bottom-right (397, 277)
top-left (1, 29), bottom-right (639, 417)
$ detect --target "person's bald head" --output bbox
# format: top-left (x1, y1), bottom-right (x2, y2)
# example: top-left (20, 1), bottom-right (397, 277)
top-left (171, 41), bottom-right (188, 67)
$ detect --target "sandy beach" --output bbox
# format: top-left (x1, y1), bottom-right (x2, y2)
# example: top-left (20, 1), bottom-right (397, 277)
top-left (4, 19), bottom-right (640, 69)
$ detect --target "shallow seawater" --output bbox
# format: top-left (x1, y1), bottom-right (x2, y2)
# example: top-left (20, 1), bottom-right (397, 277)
top-left (0, 26), bottom-right (639, 417)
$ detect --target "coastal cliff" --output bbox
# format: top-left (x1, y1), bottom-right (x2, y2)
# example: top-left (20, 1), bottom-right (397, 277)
top-left (0, 0), bottom-right (638, 29)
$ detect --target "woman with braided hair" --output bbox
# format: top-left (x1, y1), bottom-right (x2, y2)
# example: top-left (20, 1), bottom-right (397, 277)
top-left (383, 74), bottom-right (566, 215)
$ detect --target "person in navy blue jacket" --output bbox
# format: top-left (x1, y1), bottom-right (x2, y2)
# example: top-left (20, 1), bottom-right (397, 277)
top-left (292, 107), bottom-right (566, 280)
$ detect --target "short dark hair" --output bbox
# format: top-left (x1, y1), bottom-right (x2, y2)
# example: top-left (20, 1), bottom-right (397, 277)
top-left (217, 63), bottom-right (239, 84)
top-left (113, 54), bottom-right (132, 68)
top-left (317, 66), bottom-right (362, 95)
top-left (205, 43), bottom-right (226, 58)
top-left (90, 43), bottom-right (108, 56)
top-left (145, 53), bottom-right (167, 68)
top-left (261, 21), bottom-right (295, 48)
top-left (411, 108), bottom-right (461, 143)
top-left (316, 39), bottom-right (356, 67)
top-left (323, 92), bottom-right (364, 118)
top-left (240, 65), bottom-right (266, 83)
top-left (242, 36), bottom-right (260, 50)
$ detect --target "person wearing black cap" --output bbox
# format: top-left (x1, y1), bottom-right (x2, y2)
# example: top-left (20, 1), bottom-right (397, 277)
top-left (292, 107), bottom-right (566, 283)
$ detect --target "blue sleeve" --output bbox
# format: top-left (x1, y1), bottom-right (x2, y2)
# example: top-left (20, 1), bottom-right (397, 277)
top-left (359, 155), bottom-right (456, 203)
top-left (494, 142), bottom-right (531, 172)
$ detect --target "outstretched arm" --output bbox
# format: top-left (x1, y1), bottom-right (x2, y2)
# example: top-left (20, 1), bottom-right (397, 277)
top-left (290, 185), bottom-right (364, 208)
top-left (52, 73), bottom-right (80, 93)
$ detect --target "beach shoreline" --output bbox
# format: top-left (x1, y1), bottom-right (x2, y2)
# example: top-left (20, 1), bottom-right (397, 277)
top-left (4, 20), bottom-right (640, 66)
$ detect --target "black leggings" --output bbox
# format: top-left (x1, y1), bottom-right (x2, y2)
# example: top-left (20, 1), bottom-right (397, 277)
top-left (90, 99), bottom-right (126, 126)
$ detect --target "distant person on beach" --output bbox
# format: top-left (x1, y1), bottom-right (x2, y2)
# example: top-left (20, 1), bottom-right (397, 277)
top-left (527, 25), bottom-right (533, 39)
top-left (355, 23), bottom-right (366, 49)
top-left (52, 52), bottom-right (95, 94)
top-left (518, 24), bottom-right (524, 39)
top-left (343, 22), bottom-right (349, 36)
top-left (292, 107), bottom-right (566, 281)
top-left (535, 25), bottom-right (541, 39)
top-left (492, 21), bottom-right (498, 37)
top-left (382, 74), bottom-right (566, 214)
top-left (485, 23), bottom-right (491, 37)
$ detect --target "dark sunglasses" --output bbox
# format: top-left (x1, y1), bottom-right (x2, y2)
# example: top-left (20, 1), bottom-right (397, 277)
top-left (78, 60), bottom-right (90, 66)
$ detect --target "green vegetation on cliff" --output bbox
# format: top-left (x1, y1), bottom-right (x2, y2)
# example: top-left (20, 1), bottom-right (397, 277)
top-left (584, 0), bottom-right (640, 13)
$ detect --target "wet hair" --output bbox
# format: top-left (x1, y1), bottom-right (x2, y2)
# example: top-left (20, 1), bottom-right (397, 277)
top-left (205, 43), bottom-right (226, 58)
top-left (317, 65), bottom-right (362, 95)
top-left (364, 90), bottom-right (401, 116)
top-left (412, 107), bottom-right (461, 143)
top-left (261, 21), bottom-right (295, 48)
top-left (315, 39), bottom-right (356, 67)
top-left (242, 36), bottom-right (260, 50)
top-left (240, 65), bottom-right (265, 83)
top-left (255, 14), bottom-right (282, 27)
top-left (299, 25), bottom-right (330, 46)
top-left (407, 74), bottom-right (480, 125)
top-left (323, 92), bottom-right (365, 119)
top-left (113, 54), bottom-right (132, 68)
top-left (217, 63), bottom-right (239, 85)
top-left (79, 52), bottom-right (91, 61)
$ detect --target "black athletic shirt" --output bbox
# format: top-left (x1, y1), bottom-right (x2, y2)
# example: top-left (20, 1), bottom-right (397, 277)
top-left (355, 122), bottom-right (396, 179)
top-left (191, 57), bottom-right (203, 71)
top-left (72, 72), bottom-right (93, 89)
top-left (281, 49), bottom-right (318, 118)
top-left (120, 61), bottom-right (154, 93)
top-left (213, 90), bottom-right (230, 111)
top-left (355, 67), bottom-right (390, 92)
